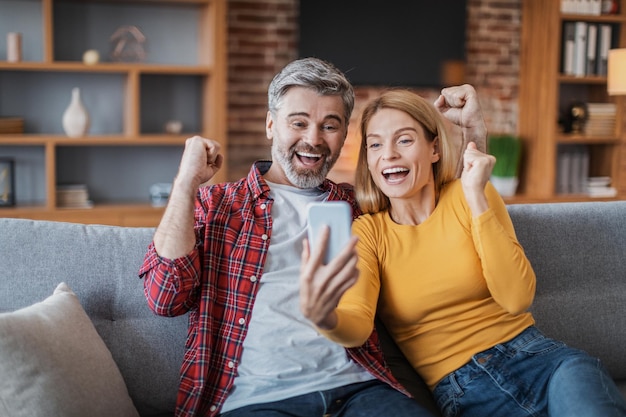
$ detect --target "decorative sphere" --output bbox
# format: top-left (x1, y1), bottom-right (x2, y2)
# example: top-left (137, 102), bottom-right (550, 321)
top-left (82, 49), bottom-right (100, 65)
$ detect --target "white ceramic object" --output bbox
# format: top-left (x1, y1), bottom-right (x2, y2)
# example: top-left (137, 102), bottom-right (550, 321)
top-left (164, 120), bottom-right (182, 134)
top-left (490, 176), bottom-right (519, 197)
top-left (62, 87), bottom-right (90, 138)
top-left (7, 32), bottom-right (22, 63)
top-left (82, 49), bottom-right (100, 65)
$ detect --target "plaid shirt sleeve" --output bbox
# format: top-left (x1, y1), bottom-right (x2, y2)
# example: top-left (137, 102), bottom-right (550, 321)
top-left (139, 241), bottom-right (202, 317)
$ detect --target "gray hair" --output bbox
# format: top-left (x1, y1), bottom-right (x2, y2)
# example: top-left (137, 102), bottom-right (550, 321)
top-left (268, 57), bottom-right (355, 123)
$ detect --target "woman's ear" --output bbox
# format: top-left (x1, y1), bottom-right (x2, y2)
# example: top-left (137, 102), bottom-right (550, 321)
top-left (431, 136), bottom-right (441, 163)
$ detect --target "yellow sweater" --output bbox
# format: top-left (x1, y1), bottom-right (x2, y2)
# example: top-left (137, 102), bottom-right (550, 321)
top-left (321, 180), bottom-right (536, 389)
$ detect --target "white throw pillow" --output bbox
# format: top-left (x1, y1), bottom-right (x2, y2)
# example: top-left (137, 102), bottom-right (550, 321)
top-left (0, 282), bottom-right (140, 417)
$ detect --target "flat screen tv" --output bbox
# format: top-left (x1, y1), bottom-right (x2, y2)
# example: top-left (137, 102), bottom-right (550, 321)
top-left (299, 1), bottom-right (467, 88)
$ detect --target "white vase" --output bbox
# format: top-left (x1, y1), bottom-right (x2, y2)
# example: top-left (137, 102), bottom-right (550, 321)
top-left (490, 176), bottom-right (519, 197)
top-left (62, 87), bottom-right (89, 138)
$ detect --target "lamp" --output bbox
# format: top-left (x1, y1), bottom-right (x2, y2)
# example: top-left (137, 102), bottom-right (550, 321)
top-left (608, 48), bottom-right (626, 95)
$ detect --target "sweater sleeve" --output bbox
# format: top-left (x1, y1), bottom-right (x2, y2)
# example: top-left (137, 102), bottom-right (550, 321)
top-left (317, 216), bottom-right (380, 347)
top-left (470, 182), bottom-right (536, 314)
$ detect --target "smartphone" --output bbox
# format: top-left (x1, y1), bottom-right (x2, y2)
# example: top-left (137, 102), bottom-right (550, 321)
top-left (306, 201), bottom-right (352, 264)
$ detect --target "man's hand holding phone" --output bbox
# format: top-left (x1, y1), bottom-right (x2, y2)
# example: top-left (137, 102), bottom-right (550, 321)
top-left (300, 202), bottom-right (360, 330)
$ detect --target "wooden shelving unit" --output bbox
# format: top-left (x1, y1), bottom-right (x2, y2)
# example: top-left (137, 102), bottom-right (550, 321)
top-left (0, 0), bottom-right (227, 226)
top-left (517, 0), bottom-right (626, 202)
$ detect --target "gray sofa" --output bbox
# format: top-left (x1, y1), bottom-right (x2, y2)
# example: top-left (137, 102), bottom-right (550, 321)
top-left (0, 200), bottom-right (625, 416)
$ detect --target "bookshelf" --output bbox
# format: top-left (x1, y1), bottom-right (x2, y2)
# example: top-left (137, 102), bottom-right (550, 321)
top-left (517, 0), bottom-right (625, 202)
top-left (0, 0), bottom-right (227, 226)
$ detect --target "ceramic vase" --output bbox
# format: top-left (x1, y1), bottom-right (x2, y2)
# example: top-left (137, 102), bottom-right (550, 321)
top-left (62, 87), bottom-right (89, 138)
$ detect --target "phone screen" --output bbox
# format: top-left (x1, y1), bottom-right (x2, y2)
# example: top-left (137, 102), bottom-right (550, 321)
top-left (306, 201), bottom-right (352, 264)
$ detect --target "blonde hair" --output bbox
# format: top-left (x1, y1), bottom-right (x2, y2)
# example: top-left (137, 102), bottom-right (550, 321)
top-left (355, 89), bottom-right (457, 214)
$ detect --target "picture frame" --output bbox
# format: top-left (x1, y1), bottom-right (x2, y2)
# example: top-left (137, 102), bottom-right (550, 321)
top-left (0, 158), bottom-right (15, 207)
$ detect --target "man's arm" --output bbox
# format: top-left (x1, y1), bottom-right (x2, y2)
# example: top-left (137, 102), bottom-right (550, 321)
top-left (434, 84), bottom-right (488, 177)
top-left (153, 136), bottom-right (223, 259)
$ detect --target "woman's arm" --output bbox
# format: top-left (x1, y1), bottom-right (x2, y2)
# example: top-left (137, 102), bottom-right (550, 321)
top-left (300, 218), bottom-right (380, 347)
top-left (470, 183), bottom-right (536, 314)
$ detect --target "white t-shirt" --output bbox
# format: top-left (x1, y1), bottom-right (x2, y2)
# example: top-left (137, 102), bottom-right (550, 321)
top-left (221, 182), bottom-right (374, 413)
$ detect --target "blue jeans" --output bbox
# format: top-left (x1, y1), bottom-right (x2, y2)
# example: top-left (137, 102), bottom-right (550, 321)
top-left (220, 379), bottom-right (438, 416)
top-left (432, 326), bottom-right (626, 417)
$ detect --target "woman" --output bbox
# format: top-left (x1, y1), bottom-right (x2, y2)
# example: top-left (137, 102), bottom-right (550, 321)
top-left (300, 89), bottom-right (626, 417)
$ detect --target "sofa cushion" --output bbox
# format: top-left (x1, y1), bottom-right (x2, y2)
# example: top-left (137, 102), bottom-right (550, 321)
top-left (0, 282), bottom-right (139, 417)
top-left (0, 219), bottom-right (186, 416)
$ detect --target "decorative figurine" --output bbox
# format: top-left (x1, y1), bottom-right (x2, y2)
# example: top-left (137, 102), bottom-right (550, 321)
top-left (562, 101), bottom-right (588, 134)
top-left (110, 25), bottom-right (146, 62)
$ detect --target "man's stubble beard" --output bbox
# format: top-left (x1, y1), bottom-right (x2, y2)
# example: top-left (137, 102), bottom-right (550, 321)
top-left (272, 142), bottom-right (340, 189)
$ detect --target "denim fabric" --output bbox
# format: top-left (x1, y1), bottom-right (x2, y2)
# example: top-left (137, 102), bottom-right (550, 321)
top-left (219, 379), bottom-right (438, 416)
top-left (432, 326), bottom-right (626, 417)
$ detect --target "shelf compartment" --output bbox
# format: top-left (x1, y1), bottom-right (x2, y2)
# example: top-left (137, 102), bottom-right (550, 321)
top-left (0, 71), bottom-right (125, 135)
top-left (0, 0), bottom-right (44, 63)
top-left (555, 143), bottom-right (616, 196)
top-left (0, 145), bottom-right (47, 206)
top-left (0, 0), bottom-right (226, 225)
top-left (56, 145), bottom-right (182, 205)
top-left (53, 0), bottom-right (204, 65)
top-left (139, 74), bottom-right (203, 134)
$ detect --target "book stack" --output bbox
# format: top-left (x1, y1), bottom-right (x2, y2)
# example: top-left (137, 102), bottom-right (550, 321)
top-left (562, 21), bottom-right (613, 76)
top-left (561, 0), bottom-right (617, 15)
top-left (0, 117), bottom-right (24, 134)
top-left (585, 102), bottom-right (616, 136)
top-left (587, 176), bottom-right (618, 197)
top-left (56, 184), bottom-right (93, 209)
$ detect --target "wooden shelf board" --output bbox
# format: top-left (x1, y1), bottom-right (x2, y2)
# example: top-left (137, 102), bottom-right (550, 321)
top-left (0, 62), bottom-right (212, 75)
top-left (556, 134), bottom-right (620, 144)
top-left (1, 203), bottom-right (166, 227)
top-left (558, 74), bottom-right (608, 84)
top-left (561, 13), bottom-right (626, 23)
top-left (0, 134), bottom-right (188, 146)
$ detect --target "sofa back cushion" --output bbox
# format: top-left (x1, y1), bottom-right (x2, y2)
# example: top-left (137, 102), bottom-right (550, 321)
top-left (508, 201), bottom-right (626, 382)
top-left (0, 218), bottom-right (186, 417)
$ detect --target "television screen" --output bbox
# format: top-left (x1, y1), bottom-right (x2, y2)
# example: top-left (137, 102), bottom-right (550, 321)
top-left (299, 1), bottom-right (467, 88)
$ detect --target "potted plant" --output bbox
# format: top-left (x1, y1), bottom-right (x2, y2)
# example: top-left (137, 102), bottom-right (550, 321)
top-left (488, 134), bottom-right (522, 197)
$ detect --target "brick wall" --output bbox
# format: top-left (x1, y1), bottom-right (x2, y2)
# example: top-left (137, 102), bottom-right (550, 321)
top-left (226, 0), bottom-right (521, 182)
top-left (466, 0), bottom-right (521, 134)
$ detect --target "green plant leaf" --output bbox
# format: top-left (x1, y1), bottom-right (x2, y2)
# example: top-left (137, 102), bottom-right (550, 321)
top-left (488, 134), bottom-right (522, 177)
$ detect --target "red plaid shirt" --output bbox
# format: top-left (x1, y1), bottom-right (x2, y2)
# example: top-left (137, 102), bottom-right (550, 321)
top-left (139, 162), bottom-right (409, 417)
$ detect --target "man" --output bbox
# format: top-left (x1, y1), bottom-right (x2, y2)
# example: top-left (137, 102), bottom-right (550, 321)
top-left (139, 57), bottom-right (486, 417)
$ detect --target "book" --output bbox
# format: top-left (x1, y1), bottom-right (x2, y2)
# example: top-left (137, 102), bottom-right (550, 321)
top-left (562, 22), bottom-right (576, 75)
top-left (587, 176), bottom-right (617, 197)
top-left (585, 102), bottom-right (616, 136)
top-left (597, 23), bottom-right (612, 75)
top-left (585, 23), bottom-right (598, 75)
top-left (562, 0), bottom-right (602, 15)
top-left (0, 117), bottom-right (24, 134)
top-left (56, 184), bottom-right (93, 209)
top-left (572, 145), bottom-right (589, 193)
top-left (556, 144), bottom-right (590, 194)
top-left (574, 21), bottom-right (588, 76)
top-left (590, 0), bottom-right (602, 14)
top-left (556, 146), bottom-right (572, 194)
